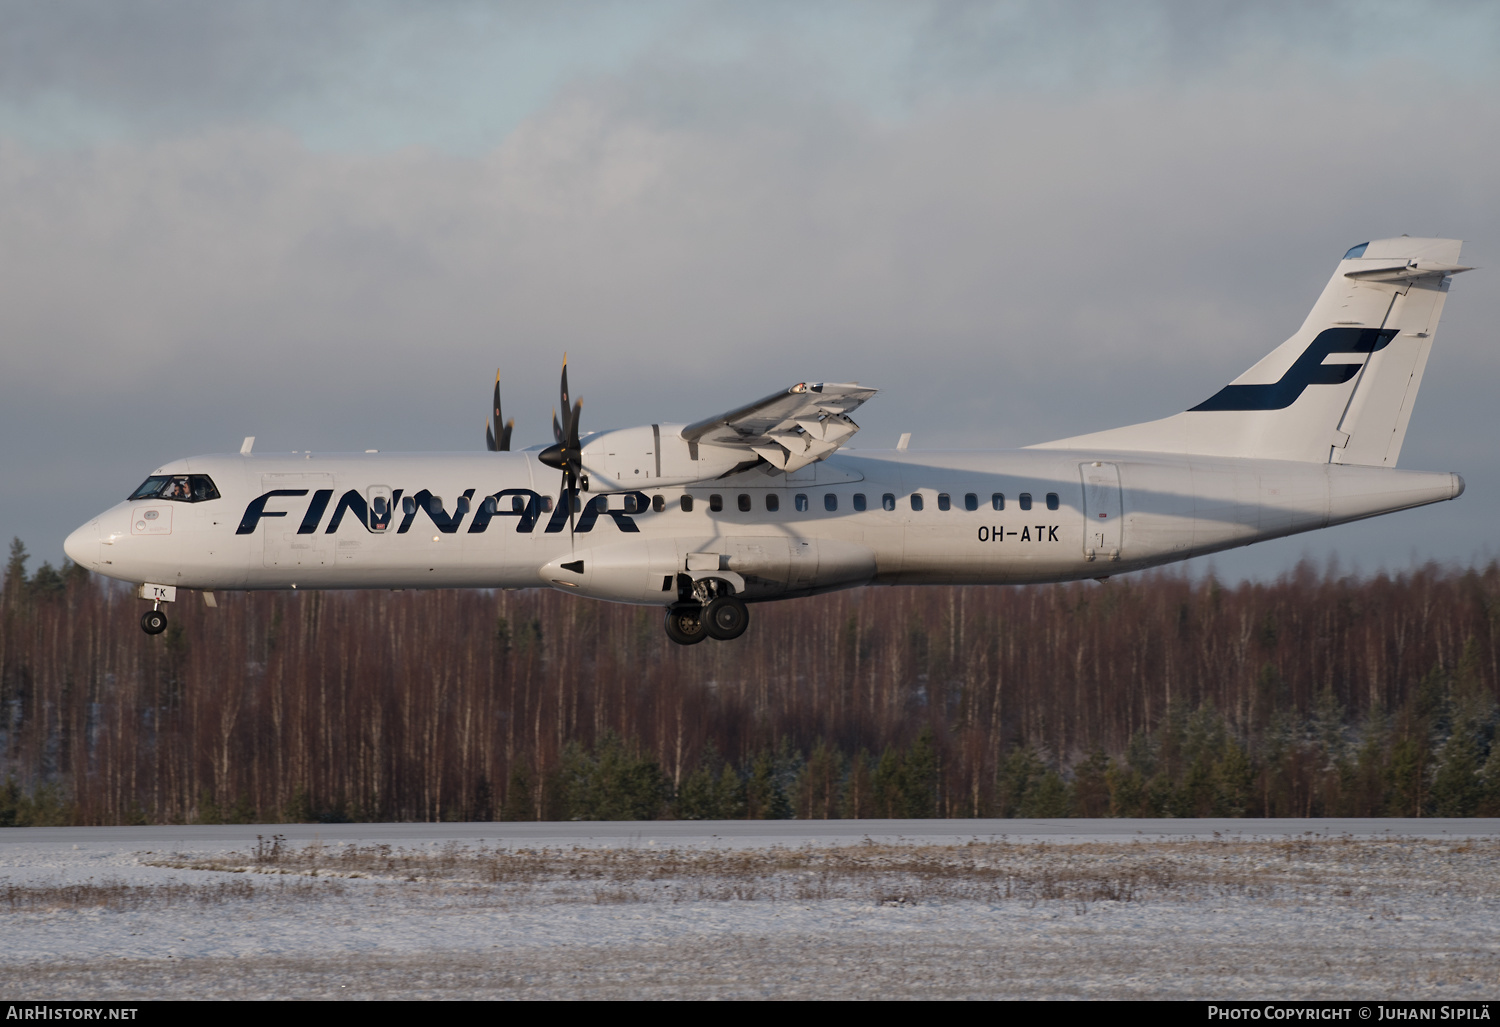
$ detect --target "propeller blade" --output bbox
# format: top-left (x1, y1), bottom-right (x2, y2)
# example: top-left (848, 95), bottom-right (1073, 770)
top-left (559, 354), bottom-right (570, 427)
top-left (552, 409), bottom-right (565, 445)
top-left (486, 370), bottom-right (513, 452)
top-left (560, 470), bottom-right (575, 545)
top-left (491, 372), bottom-right (509, 452)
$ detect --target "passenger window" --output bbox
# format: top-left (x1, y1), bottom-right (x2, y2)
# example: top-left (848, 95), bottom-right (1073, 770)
top-left (766, 493), bottom-right (780, 512)
top-left (853, 493), bottom-right (867, 512)
top-left (738, 494), bottom-right (751, 512)
top-left (624, 494), bottom-right (639, 514)
top-left (992, 493), bottom-right (1005, 511)
top-left (403, 496), bottom-right (418, 515)
top-left (512, 495), bottom-right (527, 513)
top-left (911, 493), bottom-right (924, 511)
top-left (652, 495), bottom-right (665, 513)
top-left (825, 494), bottom-right (838, 512)
top-left (455, 496), bottom-right (471, 515)
top-left (370, 492), bottom-right (394, 531)
top-left (795, 494), bottom-right (809, 512)
top-left (680, 495), bottom-right (693, 513)
top-left (1019, 493), bottom-right (1033, 511)
top-left (882, 494), bottom-right (896, 512)
top-left (937, 493), bottom-right (951, 511)
top-left (542, 496), bottom-right (554, 513)
top-left (964, 493), bottom-right (978, 512)
top-left (709, 494), bottom-right (723, 512)
top-left (1046, 492), bottom-right (1060, 511)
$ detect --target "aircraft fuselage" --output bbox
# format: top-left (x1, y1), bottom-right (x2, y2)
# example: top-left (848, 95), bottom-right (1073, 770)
top-left (66, 447), bottom-right (1462, 604)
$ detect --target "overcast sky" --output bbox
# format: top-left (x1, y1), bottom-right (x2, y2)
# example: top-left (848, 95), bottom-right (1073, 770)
top-left (2, 0), bottom-right (1497, 580)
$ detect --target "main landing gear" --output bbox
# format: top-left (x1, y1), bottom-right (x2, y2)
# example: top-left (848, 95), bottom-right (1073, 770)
top-left (664, 577), bottom-right (749, 646)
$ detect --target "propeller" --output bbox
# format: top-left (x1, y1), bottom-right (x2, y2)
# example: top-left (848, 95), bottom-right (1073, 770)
top-left (484, 370), bottom-right (514, 452)
top-left (538, 355), bottom-right (584, 539)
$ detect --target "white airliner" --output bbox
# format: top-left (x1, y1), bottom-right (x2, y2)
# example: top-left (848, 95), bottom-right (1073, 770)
top-left (65, 237), bottom-right (1471, 644)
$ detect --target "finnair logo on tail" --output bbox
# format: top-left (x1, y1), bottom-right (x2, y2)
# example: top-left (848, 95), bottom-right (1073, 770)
top-left (1190, 327), bottom-right (1397, 412)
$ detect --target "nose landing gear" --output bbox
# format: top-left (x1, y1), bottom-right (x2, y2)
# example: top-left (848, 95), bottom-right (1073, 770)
top-left (141, 608), bottom-right (168, 635)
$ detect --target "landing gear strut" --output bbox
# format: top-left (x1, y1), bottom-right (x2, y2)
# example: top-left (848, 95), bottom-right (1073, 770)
top-left (141, 608), bottom-right (168, 635)
top-left (664, 576), bottom-right (750, 645)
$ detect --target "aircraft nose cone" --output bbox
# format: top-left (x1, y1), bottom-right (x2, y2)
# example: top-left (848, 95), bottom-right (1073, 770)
top-left (64, 520), bottom-right (99, 569)
top-left (1452, 473), bottom-right (1466, 500)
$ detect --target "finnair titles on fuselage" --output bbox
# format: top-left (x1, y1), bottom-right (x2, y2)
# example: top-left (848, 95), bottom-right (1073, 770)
top-left (66, 237), bottom-right (1471, 645)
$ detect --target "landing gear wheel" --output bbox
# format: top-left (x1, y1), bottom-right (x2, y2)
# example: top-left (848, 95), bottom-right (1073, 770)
top-left (141, 609), bottom-right (168, 635)
top-left (704, 595), bottom-right (749, 641)
top-left (664, 605), bottom-right (708, 646)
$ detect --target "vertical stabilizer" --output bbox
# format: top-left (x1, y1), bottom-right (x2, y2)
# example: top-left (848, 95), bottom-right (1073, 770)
top-left (1033, 238), bottom-right (1470, 464)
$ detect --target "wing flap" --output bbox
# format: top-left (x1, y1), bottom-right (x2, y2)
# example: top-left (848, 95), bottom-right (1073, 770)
top-left (683, 382), bottom-right (876, 472)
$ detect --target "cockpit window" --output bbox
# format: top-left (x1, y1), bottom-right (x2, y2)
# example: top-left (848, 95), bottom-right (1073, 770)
top-left (1343, 242), bottom-right (1369, 260)
top-left (128, 474), bottom-right (221, 503)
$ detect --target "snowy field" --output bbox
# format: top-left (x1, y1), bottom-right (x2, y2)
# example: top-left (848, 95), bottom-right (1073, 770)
top-left (3, 820), bottom-right (1499, 1000)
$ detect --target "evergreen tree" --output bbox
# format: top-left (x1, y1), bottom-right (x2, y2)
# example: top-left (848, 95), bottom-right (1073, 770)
top-left (1385, 737), bottom-right (1428, 817)
top-left (676, 743), bottom-right (745, 819)
top-left (501, 763), bottom-right (535, 821)
top-left (744, 750), bottom-right (792, 819)
top-left (471, 776), bottom-right (494, 822)
top-left (1214, 738), bottom-right (1255, 817)
top-left (840, 751), bottom-right (874, 819)
top-left (284, 786), bottom-right (314, 823)
top-left (793, 741), bottom-right (844, 820)
top-left (1431, 712), bottom-right (1484, 816)
top-left (2, 538), bottom-right (28, 609)
top-left (996, 746), bottom-right (1044, 818)
top-left (1072, 747), bottom-right (1111, 817)
top-left (557, 734), bottom-right (667, 821)
top-left (871, 746), bottom-right (905, 817)
top-left (1018, 768), bottom-right (1072, 817)
top-left (900, 728), bottom-right (940, 818)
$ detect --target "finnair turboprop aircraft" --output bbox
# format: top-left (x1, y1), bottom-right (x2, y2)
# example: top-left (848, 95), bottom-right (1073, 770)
top-left (66, 237), bottom-right (1471, 645)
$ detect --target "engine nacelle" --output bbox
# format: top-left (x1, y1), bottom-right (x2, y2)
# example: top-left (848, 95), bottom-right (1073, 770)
top-left (578, 423), bottom-right (757, 491)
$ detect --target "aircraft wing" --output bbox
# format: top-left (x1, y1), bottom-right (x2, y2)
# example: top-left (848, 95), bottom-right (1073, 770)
top-left (681, 382), bottom-right (877, 473)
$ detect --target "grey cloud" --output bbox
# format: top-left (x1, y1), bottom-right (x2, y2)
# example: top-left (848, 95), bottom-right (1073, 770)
top-left (0, 1), bottom-right (367, 126)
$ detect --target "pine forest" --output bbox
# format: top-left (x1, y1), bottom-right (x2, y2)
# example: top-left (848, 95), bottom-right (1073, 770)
top-left (3, 537), bottom-right (1499, 826)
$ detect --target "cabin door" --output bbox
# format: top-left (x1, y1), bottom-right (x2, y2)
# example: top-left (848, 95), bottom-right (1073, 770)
top-left (261, 472), bottom-right (335, 569)
top-left (1080, 461), bottom-right (1123, 562)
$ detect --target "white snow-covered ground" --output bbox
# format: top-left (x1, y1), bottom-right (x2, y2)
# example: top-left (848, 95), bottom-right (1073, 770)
top-left (3, 820), bottom-right (1499, 1000)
